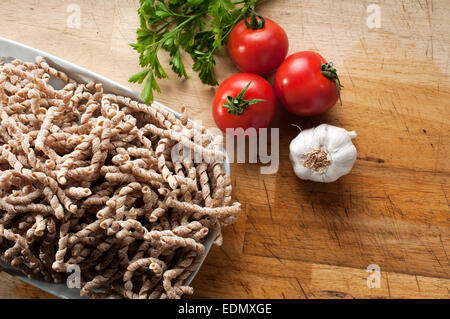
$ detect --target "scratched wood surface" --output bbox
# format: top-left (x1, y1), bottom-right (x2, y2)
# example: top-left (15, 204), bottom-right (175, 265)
top-left (0, 0), bottom-right (449, 299)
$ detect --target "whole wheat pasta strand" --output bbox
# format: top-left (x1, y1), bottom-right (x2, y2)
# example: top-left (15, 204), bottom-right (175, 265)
top-left (0, 56), bottom-right (240, 299)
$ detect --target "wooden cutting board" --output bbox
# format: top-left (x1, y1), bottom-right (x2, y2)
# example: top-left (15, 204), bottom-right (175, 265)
top-left (0, 0), bottom-right (449, 298)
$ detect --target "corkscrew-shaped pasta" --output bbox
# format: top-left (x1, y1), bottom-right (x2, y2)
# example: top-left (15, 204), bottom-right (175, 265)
top-left (0, 57), bottom-right (240, 299)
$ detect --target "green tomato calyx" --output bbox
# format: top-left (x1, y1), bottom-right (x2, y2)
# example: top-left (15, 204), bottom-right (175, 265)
top-left (222, 81), bottom-right (266, 115)
top-left (321, 62), bottom-right (343, 105)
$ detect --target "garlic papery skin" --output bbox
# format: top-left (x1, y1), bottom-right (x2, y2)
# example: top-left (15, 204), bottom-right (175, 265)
top-left (289, 124), bottom-right (357, 183)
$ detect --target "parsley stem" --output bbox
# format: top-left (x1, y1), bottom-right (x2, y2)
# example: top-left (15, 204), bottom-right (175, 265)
top-left (147, 14), bottom-right (202, 50)
top-left (155, 22), bottom-right (171, 34)
top-left (131, 0), bottom-right (268, 103)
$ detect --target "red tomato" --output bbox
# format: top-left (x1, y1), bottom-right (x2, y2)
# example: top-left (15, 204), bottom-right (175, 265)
top-left (213, 73), bottom-right (276, 134)
top-left (274, 51), bottom-right (342, 116)
top-left (228, 16), bottom-right (289, 75)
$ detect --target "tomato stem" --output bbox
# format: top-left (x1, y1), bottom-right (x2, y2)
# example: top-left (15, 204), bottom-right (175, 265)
top-left (321, 62), bottom-right (343, 105)
top-left (222, 81), bottom-right (266, 115)
top-left (244, 8), bottom-right (266, 30)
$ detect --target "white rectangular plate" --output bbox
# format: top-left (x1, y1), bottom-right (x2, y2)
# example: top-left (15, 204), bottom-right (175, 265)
top-left (0, 37), bottom-right (224, 299)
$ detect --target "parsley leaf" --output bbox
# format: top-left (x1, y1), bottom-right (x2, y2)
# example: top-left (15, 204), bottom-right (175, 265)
top-left (129, 0), bottom-right (264, 103)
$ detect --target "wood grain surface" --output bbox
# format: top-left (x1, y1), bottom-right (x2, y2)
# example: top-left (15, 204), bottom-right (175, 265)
top-left (0, 0), bottom-right (449, 299)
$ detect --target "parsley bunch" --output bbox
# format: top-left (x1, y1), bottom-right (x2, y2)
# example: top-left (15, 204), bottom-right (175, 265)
top-left (129, 0), bottom-right (264, 103)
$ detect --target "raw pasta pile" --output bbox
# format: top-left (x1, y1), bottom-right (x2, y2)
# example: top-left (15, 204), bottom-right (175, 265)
top-left (0, 56), bottom-right (240, 298)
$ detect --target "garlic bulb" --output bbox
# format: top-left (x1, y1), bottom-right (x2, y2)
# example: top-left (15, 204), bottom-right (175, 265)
top-left (289, 124), bottom-right (357, 183)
